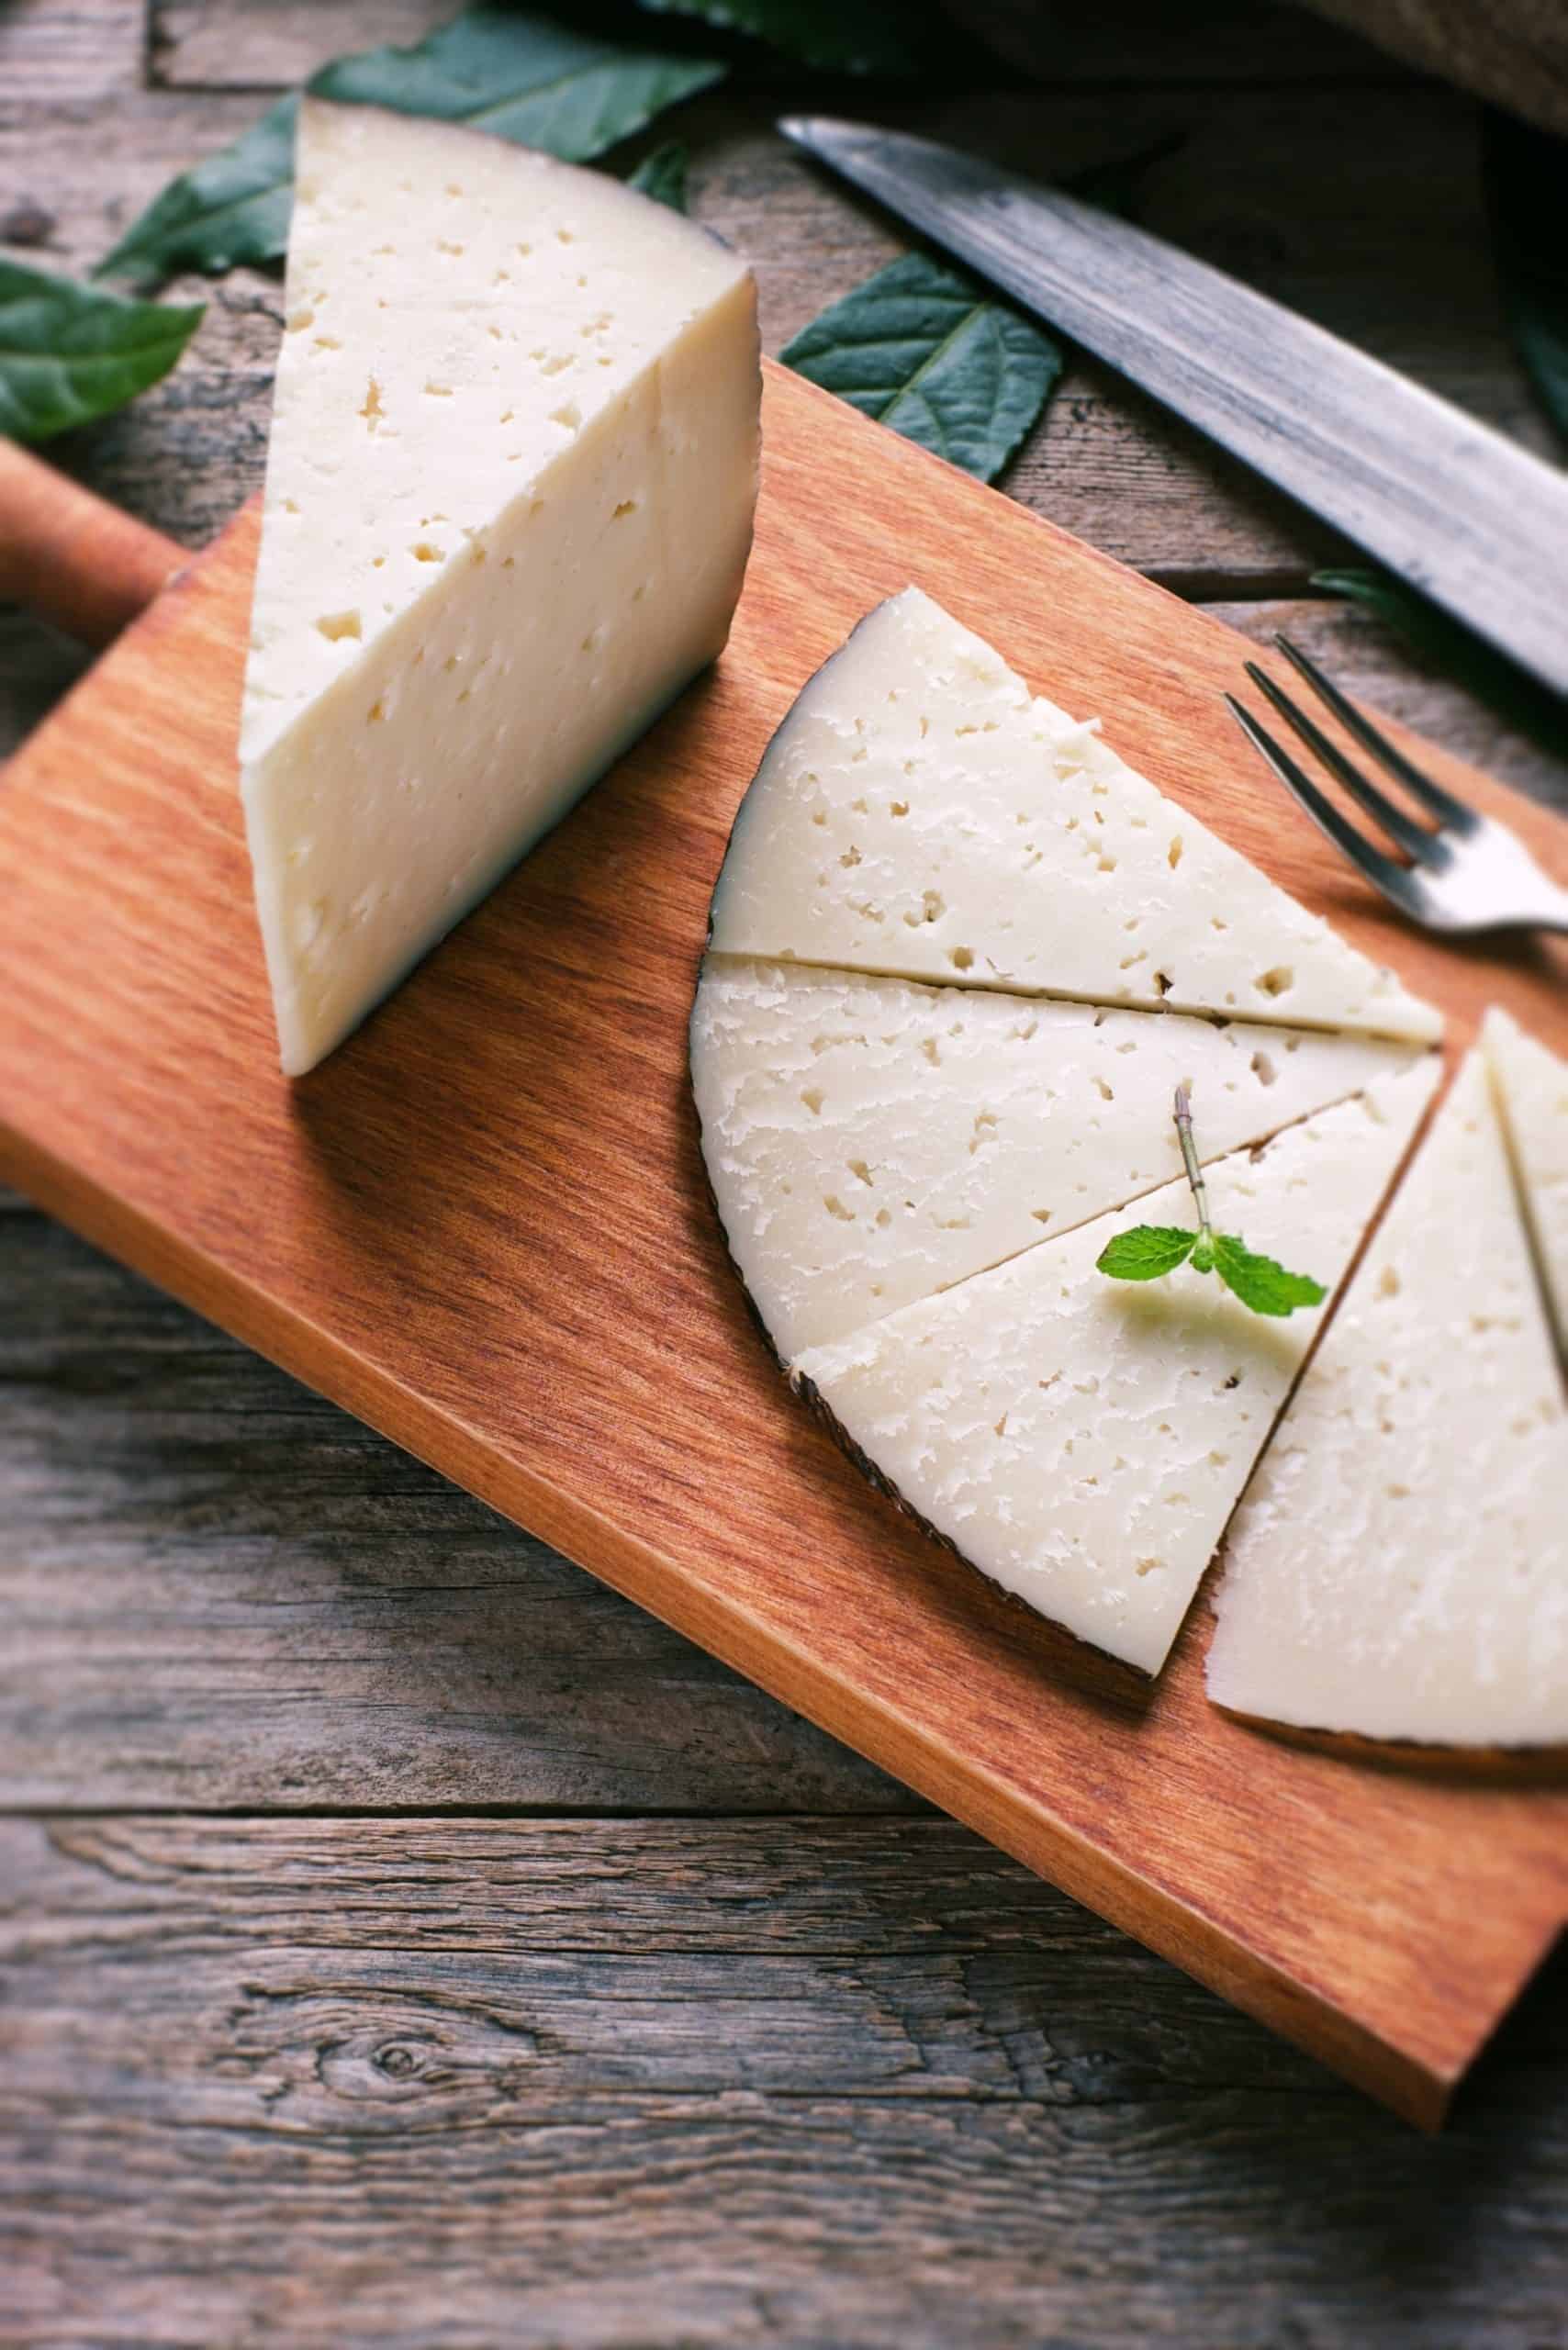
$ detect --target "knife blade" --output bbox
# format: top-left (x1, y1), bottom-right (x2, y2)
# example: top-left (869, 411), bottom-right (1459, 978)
top-left (779, 117), bottom-right (1568, 704)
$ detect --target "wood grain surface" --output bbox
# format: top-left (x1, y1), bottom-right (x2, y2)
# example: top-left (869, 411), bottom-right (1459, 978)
top-left (3, 359), bottom-right (1565, 2132)
top-left (6, 6), bottom-right (1568, 2340)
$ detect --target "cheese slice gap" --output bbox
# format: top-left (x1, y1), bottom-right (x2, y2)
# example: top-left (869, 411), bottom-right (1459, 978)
top-left (791, 1056), bottom-right (1439, 1674)
top-left (1206, 1050), bottom-right (1568, 1746)
top-left (241, 98), bottom-right (759, 1074)
top-left (1482, 1005), bottom-right (1568, 1354)
top-left (709, 588), bottom-right (1440, 1045)
top-left (692, 955), bottom-right (1428, 1359)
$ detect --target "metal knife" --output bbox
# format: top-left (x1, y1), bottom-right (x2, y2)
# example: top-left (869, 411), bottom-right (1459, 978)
top-left (778, 117), bottom-right (1568, 704)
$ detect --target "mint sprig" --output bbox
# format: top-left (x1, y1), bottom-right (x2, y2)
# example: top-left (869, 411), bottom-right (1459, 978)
top-left (1097, 1086), bottom-right (1326, 1318)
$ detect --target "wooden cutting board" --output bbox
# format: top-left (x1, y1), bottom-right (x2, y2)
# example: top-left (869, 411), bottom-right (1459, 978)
top-left (3, 363), bottom-right (1565, 2128)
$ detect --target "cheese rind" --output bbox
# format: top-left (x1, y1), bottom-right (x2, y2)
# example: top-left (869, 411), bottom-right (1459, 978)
top-left (709, 588), bottom-right (1440, 1044)
top-left (1483, 1005), bottom-right (1568, 1354)
top-left (242, 99), bottom-right (759, 1073)
top-left (1206, 1050), bottom-right (1568, 1746)
top-left (692, 955), bottom-right (1426, 1357)
top-left (792, 1058), bottom-right (1439, 1673)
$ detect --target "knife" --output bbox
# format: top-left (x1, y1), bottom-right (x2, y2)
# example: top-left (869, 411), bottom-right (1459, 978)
top-left (778, 117), bottom-right (1568, 704)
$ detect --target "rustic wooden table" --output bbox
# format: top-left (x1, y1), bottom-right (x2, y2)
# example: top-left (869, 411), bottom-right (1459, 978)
top-left (5, 4), bottom-right (1567, 2342)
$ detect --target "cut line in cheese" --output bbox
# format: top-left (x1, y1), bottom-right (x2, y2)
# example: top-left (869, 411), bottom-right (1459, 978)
top-left (1483, 1005), bottom-right (1568, 1356)
top-left (241, 98), bottom-right (759, 1073)
top-left (692, 954), bottom-right (1428, 1359)
top-left (1206, 1049), bottom-right (1568, 1747)
top-left (791, 1056), bottom-right (1439, 1674)
top-left (709, 588), bottom-right (1440, 1045)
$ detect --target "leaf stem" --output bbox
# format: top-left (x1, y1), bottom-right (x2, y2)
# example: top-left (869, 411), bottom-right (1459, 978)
top-left (1172, 1084), bottom-right (1215, 1260)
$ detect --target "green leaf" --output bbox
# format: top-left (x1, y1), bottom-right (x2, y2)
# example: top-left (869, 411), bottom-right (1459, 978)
top-left (634, 0), bottom-right (926, 75)
top-left (1483, 108), bottom-right (1568, 446)
top-left (95, 93), bottom-right (300, 294)
top-left (0, 259), bottom-right (204, 443)
top-left (781, 251), bottom-right (1063, 485)
top-left (1210, 1234), bottom-right (1326, 1317)
top-left (1312, 567), bottom-right (1568, 767)
top-left (628, 140), bottom-right (689, 212)
top-left (95, 10), bottom-right (725, 293)
top-left (1096, 1225), bottom-right (1199, 1281)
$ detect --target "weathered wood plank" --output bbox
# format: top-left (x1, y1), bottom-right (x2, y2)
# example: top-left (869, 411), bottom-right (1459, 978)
top-left (0, 85), bottom-right (1549, 578)
top-left (0, 1204), bottom-right (911, 1812)
top-left (148, 0), bottom-right (1407, 92)
top-left (0, 0), bottom-right (145, 101)
top-left (3, 1816), bottom-right (1565, 2347)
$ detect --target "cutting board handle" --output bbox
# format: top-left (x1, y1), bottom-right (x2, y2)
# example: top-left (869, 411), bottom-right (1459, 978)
top-left (0, 440), bottom-right (186, 650)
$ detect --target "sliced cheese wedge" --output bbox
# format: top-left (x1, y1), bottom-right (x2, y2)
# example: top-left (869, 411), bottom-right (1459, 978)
top-left (693, 955), bottom-right (1427, 1358)
top-left (792, 1057), bottom-right (1439, 1673)
top-left (1206, 1050), bottom-right (1568, 1746)
top-left (241, 98), bottom-right (759, 1073)
top-left (710, 588), bottom-right (1439, 1044)
top-left (1483, 1005), bottom-right (1568, 1354)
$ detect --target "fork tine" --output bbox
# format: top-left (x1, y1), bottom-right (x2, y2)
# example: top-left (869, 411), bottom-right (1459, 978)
top-left (1273, 635), bottom-right (1477, 832)
top-left (1242, 662), bottom-right (1443, 867)
top-left (1224, 696), bottom-right (1422, 917)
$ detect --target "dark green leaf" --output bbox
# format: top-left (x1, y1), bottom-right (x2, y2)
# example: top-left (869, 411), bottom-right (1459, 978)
top-left (635, 0), bottom-right (924, 75)
top-left (782, 251), bottom-right (1063, 485)
top-left (95, 93), bottom-right (300, 294)
top-left (1312, 567), bottom-right (1568, 766)
top-left (95, 11), bottom-right (725, 293)
top-left (1210, 1234), bottom-right (1326, 1317)
top-left (315, 8), bottom-right (723, 147)
top-left (1096, 1225), bottom-right (1199, 1281)
top-left (1483, 108), bottom-right (1568, 446)
top-left (628, 140), bottom-right (689, 211)
top-left (0, 259), bottom-right (204, 443)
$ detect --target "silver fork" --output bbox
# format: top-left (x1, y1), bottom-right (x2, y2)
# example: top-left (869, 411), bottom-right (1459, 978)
top-left (1226, 637), bottom-right (1568, 935)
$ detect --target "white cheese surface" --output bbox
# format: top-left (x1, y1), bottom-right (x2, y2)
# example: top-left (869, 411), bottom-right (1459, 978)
top-left (1483, 1005), bottom-right (1568, 1355)
top-left (692, 955), bottom-right (1426, 1358)
top-left (241, 99), bottom-right (758, 1072)
top-left (791, 1058), bottom-right (1439, 1673)
top-left (709, 588), bottom-right (1439, 1044)
top-left (1206, 1051), bottom-right (1568, 1746)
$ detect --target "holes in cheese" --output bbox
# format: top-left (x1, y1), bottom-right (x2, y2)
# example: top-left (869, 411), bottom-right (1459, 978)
top-left (791, 1062), bottom-right (1440, 1676)
top-left (691, 958), bottom-right (1430, 1360)
top-left (709, 589), bottom-right (1441, 1044)
top-left (241, 97), bottom-right (759, 1075)
top-left (1207, 1050), bottom-right (1568, 1745)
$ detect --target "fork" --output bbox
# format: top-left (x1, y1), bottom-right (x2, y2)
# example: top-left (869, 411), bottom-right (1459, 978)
top-left (1226, 638), bottom-right (1568, 935)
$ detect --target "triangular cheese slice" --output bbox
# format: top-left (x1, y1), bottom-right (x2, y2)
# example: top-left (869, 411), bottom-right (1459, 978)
top-left (693, 955), bottom-right (1428, 1357)
top-left (1206, 1050), bottom-right (1568, 1745)
top-left (791, 1057), bottom-right (1439, 1673)
top-left (710, 588), bottom-right (1439, 1044)
top-left (241, 98), bottom-right (758, 1072)
top-left (1483, 1005), bottom-right (1568, 1354)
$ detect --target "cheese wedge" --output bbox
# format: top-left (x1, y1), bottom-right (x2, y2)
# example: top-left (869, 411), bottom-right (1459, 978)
top-left (709, 588), bottom-right (1439, 1044)
top-left (1206, 1051), bottom-right (1568, 1746)
top-left (241, 98), bottom-right (759, 1073)
top-left (792, 1057), bottom-right (1439, 1673)
top-left (693, 956), bottom-right (1427, 1358)
top-left (1483, 1005), bottom-right (1568, 1353)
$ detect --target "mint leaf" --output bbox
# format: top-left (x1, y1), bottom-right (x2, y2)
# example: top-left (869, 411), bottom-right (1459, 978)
top-left (1312, 567), bottom-right (1568, 767)
top-left (0, 259), bottom-right (204, 442)
top-left (1483, 109), bottom-right (1568, 447)
top-left (1210, 1234), bottom-right (1326, 1317)
top-left (634, 0), bottom-right (927, 75)
top-left (782, 252), bottom-right (1062, 485)
top-left (628, 140), bottom-right (689, 212)
top-left (95, 11), bottom-right (724, 294)
top-left (1096, 1225), bottom-right (1199, 1281)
